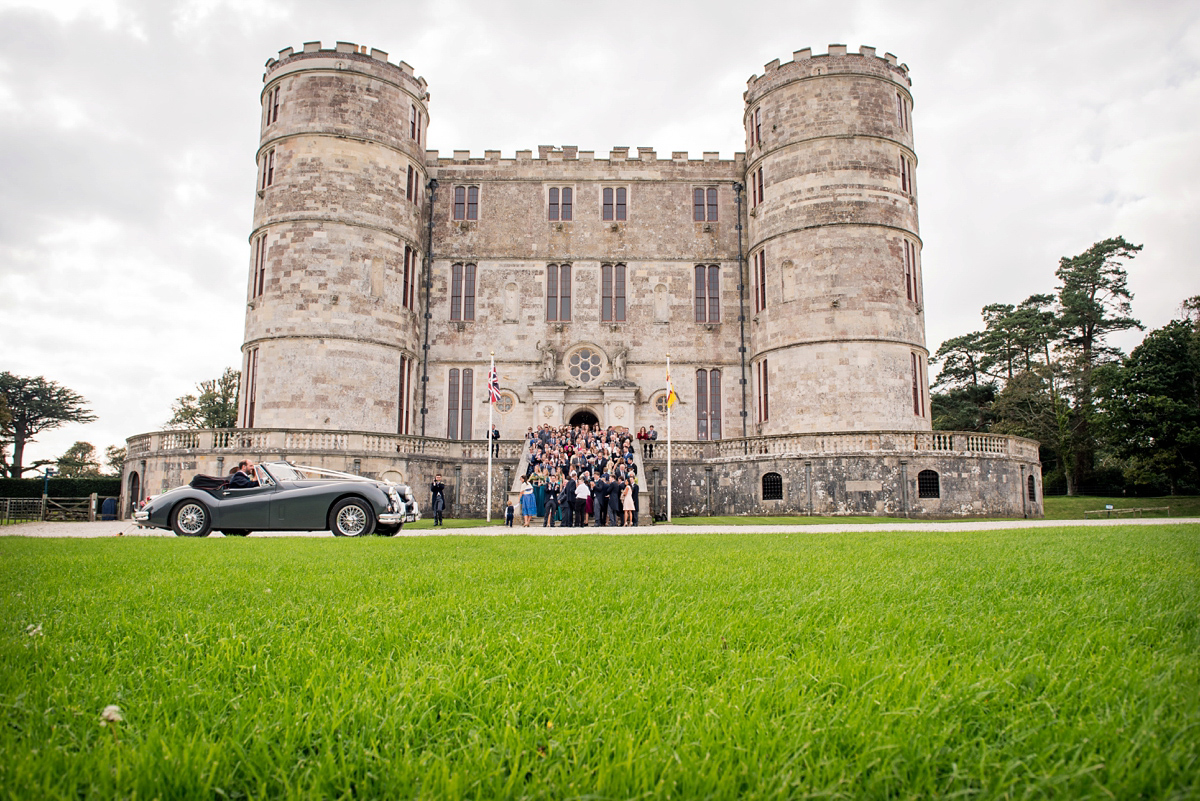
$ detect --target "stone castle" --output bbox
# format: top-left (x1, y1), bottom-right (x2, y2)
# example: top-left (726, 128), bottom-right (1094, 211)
top-left (122, 41), bottom-right (1043, 520)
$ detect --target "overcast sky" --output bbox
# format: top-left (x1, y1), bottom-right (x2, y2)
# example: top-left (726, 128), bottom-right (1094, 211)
top-left (1, 0), bottom-right (1197, 469)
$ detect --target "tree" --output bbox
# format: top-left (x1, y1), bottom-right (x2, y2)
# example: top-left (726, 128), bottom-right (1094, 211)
top-left (104, 445), bottom-right (127, 477)
top-left (931, 384), bottom-right (996, 432)
top-left (56, 441), bottom-right (102, 478)
top-left (1054, 237), bottom-right (1143, 494)
top-left (1096, 318), bottom-right (1200, 494)
top-left (0, 373), bottom-right (98, 478)
top-left (166, 368), bottom-right (241, 430)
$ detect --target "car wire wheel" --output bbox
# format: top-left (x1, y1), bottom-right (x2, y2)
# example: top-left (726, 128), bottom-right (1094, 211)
top-left (172, 502), bottom-right (210, 537)
top-left (331, 498), bottom-right (375, 537)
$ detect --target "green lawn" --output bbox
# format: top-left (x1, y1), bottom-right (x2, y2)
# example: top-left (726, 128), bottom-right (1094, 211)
top-left (2, 526), bottom-right (1197, 799)
top-left (672, 495), bottom-right (1200, 526)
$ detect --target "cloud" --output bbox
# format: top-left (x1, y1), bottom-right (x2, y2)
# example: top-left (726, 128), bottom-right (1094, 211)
top-left (1, 0), bottom-right (1198, 465)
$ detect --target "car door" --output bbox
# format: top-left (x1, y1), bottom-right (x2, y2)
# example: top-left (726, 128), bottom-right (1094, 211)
top-left (214, 483), bottom-right (273, 529)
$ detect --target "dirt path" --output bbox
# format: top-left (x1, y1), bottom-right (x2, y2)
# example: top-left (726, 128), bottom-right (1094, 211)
top-left (3, 517), bottom-right (1196, 538)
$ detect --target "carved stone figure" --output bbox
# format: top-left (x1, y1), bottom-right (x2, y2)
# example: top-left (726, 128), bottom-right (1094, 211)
top-left (611, 348), bottom-right (627, 381)
top-left (538, 342), bottom-right (557, 381)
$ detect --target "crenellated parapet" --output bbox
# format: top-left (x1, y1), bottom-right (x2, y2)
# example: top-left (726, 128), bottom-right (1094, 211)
top-left (744, 44), bottom-right (911, 105)
top-left (263, 40), bottom-right (429, 99)
top-left (425, 146), bottom-right (743, 170)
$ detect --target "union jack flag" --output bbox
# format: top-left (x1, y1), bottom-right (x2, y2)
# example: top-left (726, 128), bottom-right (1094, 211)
top-left (488, 365), bottom-right (500, 404)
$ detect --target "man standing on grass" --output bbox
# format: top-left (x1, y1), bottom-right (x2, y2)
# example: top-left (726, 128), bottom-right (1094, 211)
top-left (430, 474), bottom-right (446, 527)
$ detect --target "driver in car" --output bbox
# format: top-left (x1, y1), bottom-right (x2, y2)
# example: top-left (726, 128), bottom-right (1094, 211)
top-left (229, 460), bottom-right (260, 488)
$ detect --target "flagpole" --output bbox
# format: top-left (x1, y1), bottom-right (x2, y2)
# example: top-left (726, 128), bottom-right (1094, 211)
top-left (666, 353), bottom-right (672, 522)
top-left (486, 351), bottom-right (494, 524)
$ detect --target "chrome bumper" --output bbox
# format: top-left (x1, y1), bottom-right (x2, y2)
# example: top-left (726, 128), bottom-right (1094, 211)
top-left (378, 512), bottom-right (404, 524)
top-left (133, 510), bottom-right (150, 523)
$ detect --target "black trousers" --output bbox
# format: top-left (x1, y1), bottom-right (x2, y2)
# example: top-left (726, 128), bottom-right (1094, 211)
top-left (571, 499), bottom-right (586, 527)
top-left (544, 500), bottom-right (557, 527)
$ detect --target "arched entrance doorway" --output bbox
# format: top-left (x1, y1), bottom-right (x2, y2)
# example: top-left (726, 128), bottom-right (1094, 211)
top-left (126, 472), bottom-right (140, 519)
top-left (569, 409), bottom-right (599, 428)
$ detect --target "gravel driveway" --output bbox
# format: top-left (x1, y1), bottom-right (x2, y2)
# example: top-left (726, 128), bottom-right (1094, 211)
top-left (3, 517), bottom-right (1195, 538)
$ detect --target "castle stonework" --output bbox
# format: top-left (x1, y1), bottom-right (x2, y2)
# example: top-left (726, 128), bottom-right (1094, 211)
top-left (121, 41), bottom-right (1043, 520)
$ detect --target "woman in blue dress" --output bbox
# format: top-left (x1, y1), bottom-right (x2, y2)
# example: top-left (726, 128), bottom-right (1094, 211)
top-left (519, 476), bottom-right (537, 527)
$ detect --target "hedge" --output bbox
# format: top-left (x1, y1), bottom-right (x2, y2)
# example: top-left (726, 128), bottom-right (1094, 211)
top-left (0, 477), bottom-right (122, 499)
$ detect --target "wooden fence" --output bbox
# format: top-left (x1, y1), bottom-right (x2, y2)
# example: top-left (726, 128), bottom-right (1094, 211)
top-left (0, 495), bottom-right (119, 525)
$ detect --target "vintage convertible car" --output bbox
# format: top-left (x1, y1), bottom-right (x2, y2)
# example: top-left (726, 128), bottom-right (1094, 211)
top-left (132, 461), bottom-right (419, 537)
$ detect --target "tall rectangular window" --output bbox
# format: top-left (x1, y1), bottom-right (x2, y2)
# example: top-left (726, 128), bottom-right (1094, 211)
top-left (903, 239), bottom-right (915, 302)
top-left (261, 149), bottom-right (275, 190)
top-left (397, 356), bottom-right (409, 435)
top-left (403, 244), bottom-right (412, 309)
top-left (548, 187), bottom-right (573, 221)
top-left (754, 107), bottom-right (761, 145)
top-left (411, 104), bottom-right (422, 145)
top-left (601, 263), bottom-right (626, 322)
top-left (406, 246), bottom-right (419, 310)
top-left (896, 92), bottom-right (909, 132)
top-left (449, 263), bottom-right (476, 321)
top-left (453, 186), bottom-right (479, 220)
top-left (756, 167), bottom-right (764, 207)
top-left (694, 265), bottom-right (720, 323)
top-left (693, 187), bottom-right (718, 221)
top-left (602, 187), bottom-right (627, 221)
top-left (243, 347), bottom-right (259, 428)
top-left (460, 368), bottom-right (474, 440)
top-left (265, 86), bottom-right (280, 126)
top-left (753, 250), bottom-right (767, 313)
top-left (696, 369), bottom-right (723, 440)
top-left (447, 369), bottom-right (460, 439)
top-left (447, 367), bottom-right (475, 437)
top-left (900, 156), bottom-right (914, 195)
top-left (406, 165), bottom-right (414, 202)
top-left (911, 352), bottom-right (921, 416)
top-left (251, 234), bottom-right (267, 299)
top-left (546, 264), bottom-right (571, 321)
top-left (757, 359), bottom-right (769, 423)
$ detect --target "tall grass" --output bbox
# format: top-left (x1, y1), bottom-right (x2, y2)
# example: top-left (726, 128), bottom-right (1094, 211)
top-left (1, 525), bottom-right (1197, 799)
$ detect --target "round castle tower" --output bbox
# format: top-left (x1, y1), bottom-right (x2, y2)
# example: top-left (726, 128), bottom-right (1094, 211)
top-left (240, 41), bottom-right (429, 434)
top-left (743, 45), bottom-right (929, 434)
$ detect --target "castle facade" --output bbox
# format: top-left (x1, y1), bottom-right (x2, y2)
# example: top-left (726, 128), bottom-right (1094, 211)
top-left (122, 42), bottom-right (1042, 520)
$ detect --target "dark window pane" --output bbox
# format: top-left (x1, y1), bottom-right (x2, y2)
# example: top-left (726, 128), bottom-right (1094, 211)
top-left (546, 265), bottom-right (558, 321)
top-left (616, 187), bottom-right (626, 220)
top-left (454, 186), bottom-right (465, 220)
top-left (560, 264), bottom-right (571, 320)
top-left (918, 470), bottom-right (940, 498)
top-left (615, 264), bottom-right (626, 321)
top-left (707, 265), bottom-right (718, 319)
top-left (696, 369), bottom-right (708, 439)
top-left (450, 263), bottom-right (463, 320)
top-left (562, 188), bottom-right (572, 221)
top-left (694, 188), bottom-right (704, 222)
top-left (695, 265), bottom-right (706, 322)
top-left (467, 186), bottom-right (479, 220)
top-left (447, 369), bottom-right (460, 439)
top-left (707, 187), bottom-right (718, 221)
top-left (463, 263), bottom-right (476, 321)
top-left (762, 472), bottom-right (783, 500)
top-left (548, 187), bottom-right (559, 221)
top-left (710, 370), bottom-right (721, 440)
top-left (461, 369), bottom-right (473, 440)
top-left (601, 264), bottom-right (612, 322)
top-left (603, 187), bottom-right (613, 221)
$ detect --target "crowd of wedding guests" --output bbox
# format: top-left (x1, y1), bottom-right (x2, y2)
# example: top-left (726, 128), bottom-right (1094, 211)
top-left (514, 423), bottom-right (642, 527)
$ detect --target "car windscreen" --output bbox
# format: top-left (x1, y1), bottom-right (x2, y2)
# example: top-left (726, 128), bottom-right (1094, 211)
top-left (260, 463), bottom-right (296, 482)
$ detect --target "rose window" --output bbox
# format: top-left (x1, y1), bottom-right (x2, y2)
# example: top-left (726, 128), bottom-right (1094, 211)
top-left (654, 394), bottom-right (669, 416)
top-left (568, 347), bottom-right (603, 384)
top-left (496, 394), bottom-right (514, 414)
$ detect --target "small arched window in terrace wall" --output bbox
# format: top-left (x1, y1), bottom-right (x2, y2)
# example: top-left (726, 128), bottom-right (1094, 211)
top-left (917, 470), bottom-right (940, 499)
top-left (762, 472), bottom-right (783, 501)
top-left (1027, 474), bottom-right (1036, 502)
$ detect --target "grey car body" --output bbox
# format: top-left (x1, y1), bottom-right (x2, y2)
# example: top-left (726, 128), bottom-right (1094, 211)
top-left (133, 461), bottom-right (419, 537)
